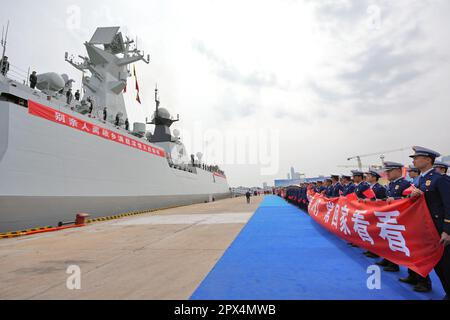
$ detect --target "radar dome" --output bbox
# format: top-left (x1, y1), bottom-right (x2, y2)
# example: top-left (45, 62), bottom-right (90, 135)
top-left (36, 73), bottom-right (65, 92)
top-left (154, 108), bottom-right (171, 119)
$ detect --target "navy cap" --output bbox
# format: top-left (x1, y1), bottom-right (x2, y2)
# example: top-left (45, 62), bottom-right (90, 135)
top-left (326, 178), bottom-right (332, 183)
top-left (407, 166), bottom-right (420, 173)
top-left (341, 174), bottom-right (352, 180)
top-left (383, 161), bottom-right (404, 171)
top-left (433, 161), bottom-right (449, 169)
top-left (366, 170), bottom-right (381, 179)
top-left (351, 170), bottom-right (364, 177)
top-left (409, 146), bottom-right (441, 159)
top-left (331, 174), bottom-right (340, 179)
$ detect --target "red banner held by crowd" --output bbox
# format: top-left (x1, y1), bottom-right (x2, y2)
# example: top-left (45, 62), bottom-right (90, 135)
top-left (28, 100), bottom-right (166, 158)
top-left (307, 193), bottom-right (444, 277)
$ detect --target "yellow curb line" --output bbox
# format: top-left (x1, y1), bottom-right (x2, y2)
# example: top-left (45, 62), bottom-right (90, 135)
top-left (1, 203), bottom-right (190, 239)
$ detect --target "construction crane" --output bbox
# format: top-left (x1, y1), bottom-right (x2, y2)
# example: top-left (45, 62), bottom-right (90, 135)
top-left (337, 164), bottom-right (381, 170)
top-left (347, 147), bottom-right (410, 171)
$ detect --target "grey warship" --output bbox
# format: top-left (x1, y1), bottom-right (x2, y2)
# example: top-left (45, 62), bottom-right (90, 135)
top-left (0, 26), bottom-right (230, 232)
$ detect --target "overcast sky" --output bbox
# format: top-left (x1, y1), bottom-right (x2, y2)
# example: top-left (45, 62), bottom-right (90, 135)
top-left (2, 0), bottom-right (450, 187)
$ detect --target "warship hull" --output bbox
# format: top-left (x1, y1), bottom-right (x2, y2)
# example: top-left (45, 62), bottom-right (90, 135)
top-left (0, 99), bottom-right (230, 232)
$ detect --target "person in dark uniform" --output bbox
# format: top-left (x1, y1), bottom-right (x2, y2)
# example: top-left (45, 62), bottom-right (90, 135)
top-left (316, 181), bottom-right (326, 194)
top-left (246, 190), bottom-right (251, 204)
top-left (433, 161), bottom-right (449, 175)
top-left (115, 113), bottom-right (120, 126)
top-left (29, 71), bottom-right (37, 89)
top-left (310, 182), bottom-right (316, 193)
top-left (341, 175), bottom-right (355, 196)
top-left (362, 170), bottom-right (387, 259)
top-left (375, 161), bottom-right (412, 272)
top-left (125, 118), bottom-right (130, 131)
top-left (288, 188), bottom-right (293, 203)
top-left (324, 179), bottom-right (333, 197)
top-left (294, 186), bottom-right (299, 207)
top-left (310, 182), bottom-right (317, 198)
top-left (301, 184), bottom-right (308, 210)
top-left (297, 187), bottom-right (303, 207)
top-left (103, 107), bottom-right (108, 121)
top-left (342, 172), bottom-right (364, 248)
top-left (75, 90), bottom-right (81, 101)
top-left (86, 97), bottom-right (94, 115)
top-left (365, 170), bottom-right (387, 200)
top-left (383, 161), bottom-right (412, 201)
top-left (353, 170), bottom-right (371, 199)
top-left (330, 175), bottom-right (343, 198)
top-left (403, 147), bottom-right (450, 298)
top-left (294, 187), bottom-right (299, 204)
top-left (66, 89), bottom-right (73, 104)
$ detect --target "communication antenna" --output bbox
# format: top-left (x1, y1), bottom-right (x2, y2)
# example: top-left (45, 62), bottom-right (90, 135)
top-left (26, 66), bottom-right (30, 86)
top-left (1, 21), bottom-right (10, 69)
top-left (155, 83), bottom-right (160, 112)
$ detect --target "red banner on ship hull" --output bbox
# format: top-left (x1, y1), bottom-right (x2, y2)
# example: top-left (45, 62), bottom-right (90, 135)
top-left (28, 100), bottom-right (166, 158)
top-left (307, 194), bottom-right (443, 277)
top-left (213, 172), bottom-right (227, 179)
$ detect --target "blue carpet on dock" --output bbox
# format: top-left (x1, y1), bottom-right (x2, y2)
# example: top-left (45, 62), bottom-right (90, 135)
top-left (190, 196), bottom-right (445, 300)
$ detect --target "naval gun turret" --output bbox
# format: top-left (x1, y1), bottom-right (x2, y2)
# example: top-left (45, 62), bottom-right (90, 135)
top-left (65, 27), bottom-right (149, 122)
top-left (35, 73), bottom-right (65, 95)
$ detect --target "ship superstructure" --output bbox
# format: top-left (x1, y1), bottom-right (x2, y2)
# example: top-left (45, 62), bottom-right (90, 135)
top-left (0, 26), bottom-right (230, 232)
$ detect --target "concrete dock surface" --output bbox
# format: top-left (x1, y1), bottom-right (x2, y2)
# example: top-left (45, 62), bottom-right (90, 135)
top-left (0, 196), bottom-right (263, 300)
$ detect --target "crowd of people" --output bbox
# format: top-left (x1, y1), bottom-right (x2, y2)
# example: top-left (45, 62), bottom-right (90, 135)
top-left (281, 146), bottom-right (449, 300)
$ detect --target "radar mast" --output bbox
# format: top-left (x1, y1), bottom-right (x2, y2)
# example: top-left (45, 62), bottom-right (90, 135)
top-left (65, 27), bottom-right (150, 122)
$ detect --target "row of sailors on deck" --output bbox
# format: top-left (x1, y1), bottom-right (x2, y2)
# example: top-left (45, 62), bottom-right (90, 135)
top-left (285, 146), bottom-right (450, 300)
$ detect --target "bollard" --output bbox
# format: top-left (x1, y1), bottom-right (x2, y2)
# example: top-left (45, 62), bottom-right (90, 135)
top-left (75, 213), bottom-right (90, 225)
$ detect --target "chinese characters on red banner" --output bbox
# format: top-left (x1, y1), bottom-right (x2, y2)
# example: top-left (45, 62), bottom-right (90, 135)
top-left (28, 100), bottom-right (166, 158)
top-left (307, 193), bottom-right (443, 277)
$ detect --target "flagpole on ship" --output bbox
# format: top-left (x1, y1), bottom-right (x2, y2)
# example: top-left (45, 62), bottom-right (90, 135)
top-left (155, 83), bottom-right (159, 115)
